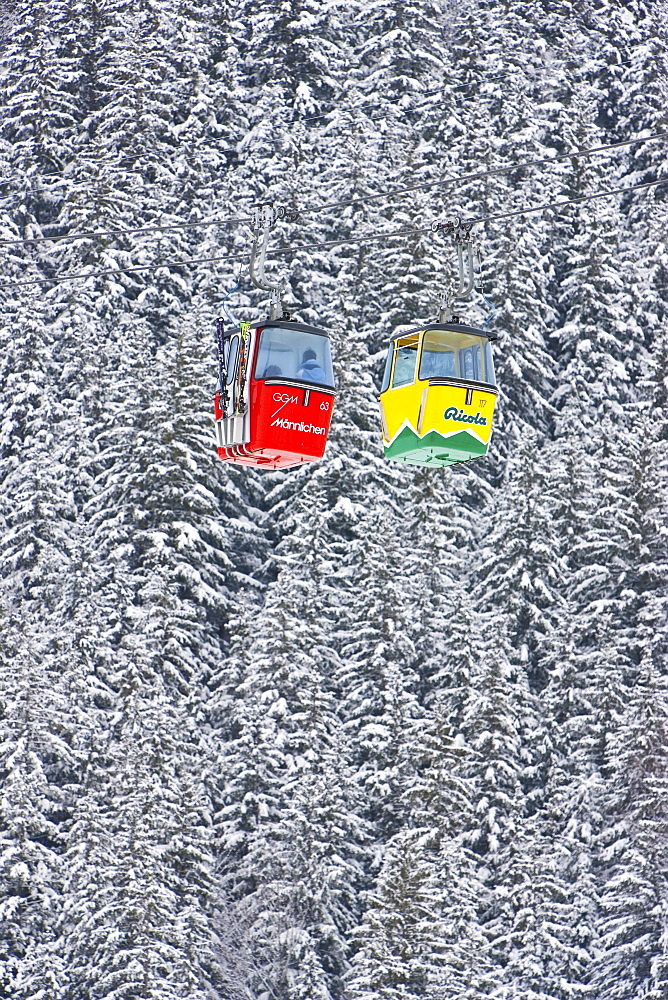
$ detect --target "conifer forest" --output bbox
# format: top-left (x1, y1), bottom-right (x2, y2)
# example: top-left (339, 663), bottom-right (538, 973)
top-left (2, 2), bottom-right (668, 997)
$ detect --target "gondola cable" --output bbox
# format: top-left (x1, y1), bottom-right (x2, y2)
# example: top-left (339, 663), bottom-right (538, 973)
top-left (0, 213), bottom-right (254, 248)
top-left (2, 129), bottom-right (666, 251)
top-left (1, 173), bottom-right (667, 292)
top-left (300, 130), bottom-right (668, 216)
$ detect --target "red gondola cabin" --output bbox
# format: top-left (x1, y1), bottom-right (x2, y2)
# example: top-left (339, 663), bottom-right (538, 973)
top-left (214, 320), bottom-right (336, 470)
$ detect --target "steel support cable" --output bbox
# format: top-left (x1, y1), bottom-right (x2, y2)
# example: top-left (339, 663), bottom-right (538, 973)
top-left (2, 175), bottom-right (666, 292)
top-left (0, 213), bottom-right (253, 248)
top-left (300, 130), bottom-right (668, 216)
top-left (3, 130), bottom-right (667, 252)
top-left (11, 145), bottom-right (239, 185)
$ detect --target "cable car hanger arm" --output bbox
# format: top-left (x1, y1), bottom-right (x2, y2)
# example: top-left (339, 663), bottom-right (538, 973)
top-left (431, 217), bottom-right (481, 322)
top-left (249, 204), bottom-right (299, 319)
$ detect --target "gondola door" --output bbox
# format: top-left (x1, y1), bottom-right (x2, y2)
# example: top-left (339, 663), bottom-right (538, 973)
top-left (214, 324), bottom-right (257, 458)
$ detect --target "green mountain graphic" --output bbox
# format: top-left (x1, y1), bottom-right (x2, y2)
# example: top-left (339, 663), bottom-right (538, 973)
top-left (385, 424), bottom-right (489, 466)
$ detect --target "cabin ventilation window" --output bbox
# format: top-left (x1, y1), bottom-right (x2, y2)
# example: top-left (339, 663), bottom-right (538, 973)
top-left (391, 337), bottom-right (420, 387)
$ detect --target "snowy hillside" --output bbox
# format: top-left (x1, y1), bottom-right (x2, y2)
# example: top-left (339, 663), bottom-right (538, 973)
top-left (0, 2), bottom-right (667, 998)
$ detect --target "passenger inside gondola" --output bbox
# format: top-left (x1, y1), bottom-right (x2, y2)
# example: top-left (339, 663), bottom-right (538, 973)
top-left (297, 349), bottom-right (327, 385)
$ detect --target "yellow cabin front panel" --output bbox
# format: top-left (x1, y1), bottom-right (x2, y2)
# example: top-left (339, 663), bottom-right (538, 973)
top-left (380, 380), bottom-right (498, 467)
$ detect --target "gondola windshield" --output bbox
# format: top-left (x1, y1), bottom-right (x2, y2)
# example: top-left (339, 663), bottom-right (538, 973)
top-left (419, 329), bottom-right (495, 383)
top-left (255, 326), bottom-right (334, 386)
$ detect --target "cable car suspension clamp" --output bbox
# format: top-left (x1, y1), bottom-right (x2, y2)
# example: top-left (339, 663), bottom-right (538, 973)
top-left (249, 204), bottom-right (298, 320)
top-left (431, 216), bottom-right (474, 239)
top-left (431, 217), bottom-right (479, 322)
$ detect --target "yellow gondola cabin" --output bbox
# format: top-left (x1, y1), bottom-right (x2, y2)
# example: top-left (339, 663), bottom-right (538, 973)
top-left (379, 322), bottom-right (498, 467)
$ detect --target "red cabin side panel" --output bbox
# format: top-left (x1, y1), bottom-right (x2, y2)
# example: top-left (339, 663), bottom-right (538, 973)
top-left (253, 381), bottom-right (333, 456)
top-left (217, 380), bottom-right (335, 469)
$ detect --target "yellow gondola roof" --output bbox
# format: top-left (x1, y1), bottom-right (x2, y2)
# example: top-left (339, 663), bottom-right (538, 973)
top-left (388, 321), bottom-right (498, 343)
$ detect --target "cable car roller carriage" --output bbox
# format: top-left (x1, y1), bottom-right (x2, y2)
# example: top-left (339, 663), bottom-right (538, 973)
top-left (379, 219), bottom-right (498, 468)
top-left (214, 205), bottom-right (336, 470)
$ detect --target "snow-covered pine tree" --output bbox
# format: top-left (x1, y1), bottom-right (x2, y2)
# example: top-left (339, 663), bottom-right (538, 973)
top-left (60, 676), bottom-right (219, 998)
top-left (345, 831), bottom-right (458, 1000)
top-left (401, 702), bottom-right (498, 995)
top-left (0, 1), bottom-right (666, 993)
top-left (0, 617), bottom-right (70, 998)
top-left (475, 438), bottom-right (566, 693)
top-left (591, 656), bottom-right (668, 1000)
top-left (450, 613), bottom-right (537, 985)
top-left (586, 315), bottom-right (668, 998)
top-left (1, 6), bottom-right (259, 995)
top-left (211, 502), bottom-right (369, 1000)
